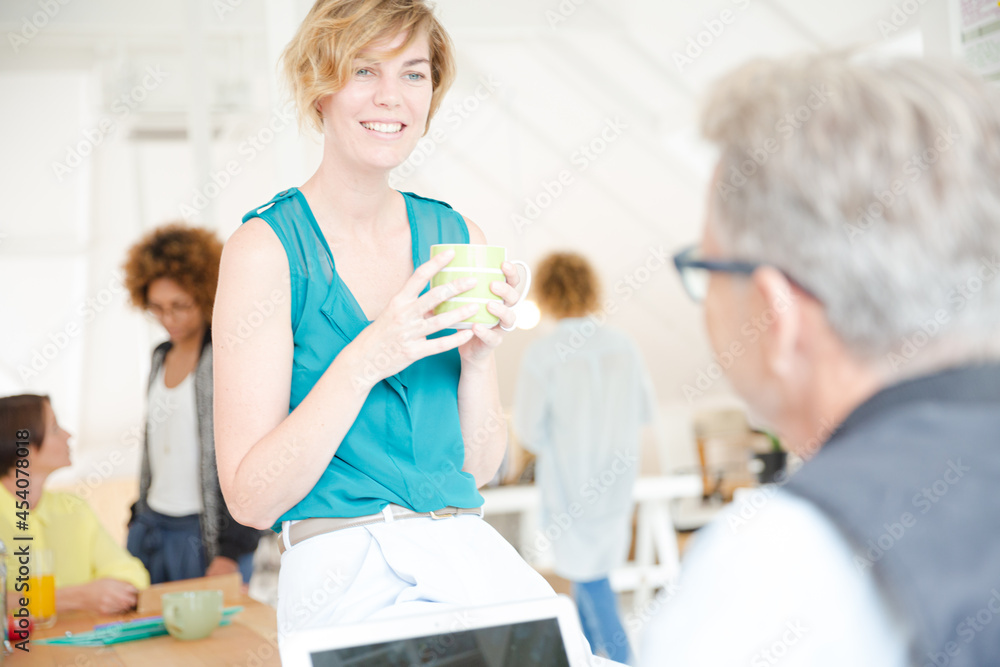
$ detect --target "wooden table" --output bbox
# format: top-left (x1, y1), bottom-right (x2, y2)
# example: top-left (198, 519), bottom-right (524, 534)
top-left (10, 595), bottom-right (280, 666)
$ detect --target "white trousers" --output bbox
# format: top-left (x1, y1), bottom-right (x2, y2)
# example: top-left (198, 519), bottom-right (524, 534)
top-left (275, 513), bottom-right (557, 636)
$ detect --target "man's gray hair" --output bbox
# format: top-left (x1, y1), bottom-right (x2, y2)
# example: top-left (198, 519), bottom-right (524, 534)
top-left (701, 54), bottom-right (1000, 371)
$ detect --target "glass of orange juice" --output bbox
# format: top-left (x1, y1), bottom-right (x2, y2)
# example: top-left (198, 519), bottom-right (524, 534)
top-left (27, 549), bottom-right (56, 629)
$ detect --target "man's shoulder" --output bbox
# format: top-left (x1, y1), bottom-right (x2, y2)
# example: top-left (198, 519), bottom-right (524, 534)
top-left (691, 489), bottom-right (851, 566)
top-left (639, 489), bottom-right (909, 666)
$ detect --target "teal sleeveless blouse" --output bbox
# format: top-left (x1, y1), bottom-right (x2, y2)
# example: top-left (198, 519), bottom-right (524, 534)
top-left (242, 188), bottom-right (484, 529)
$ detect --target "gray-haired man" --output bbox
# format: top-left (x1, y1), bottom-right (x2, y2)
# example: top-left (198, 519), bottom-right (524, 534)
top-left (642, 54), bottom-right (1000, 666)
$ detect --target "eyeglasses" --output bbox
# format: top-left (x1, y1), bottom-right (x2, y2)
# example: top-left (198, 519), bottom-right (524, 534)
top-left (146, 301), bottom-right (198, 320)
top-left (672, 245), bottom-right (760, 303)
top-left (672, 245), bottom-right (815, 303)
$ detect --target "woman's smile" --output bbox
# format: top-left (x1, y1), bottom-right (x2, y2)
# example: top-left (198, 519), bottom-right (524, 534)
top-left (360, 120), bottom-right (406, 136)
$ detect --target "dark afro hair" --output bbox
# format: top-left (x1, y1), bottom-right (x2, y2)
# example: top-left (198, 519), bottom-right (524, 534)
top-left (122, 223), bottom-right (224, 321)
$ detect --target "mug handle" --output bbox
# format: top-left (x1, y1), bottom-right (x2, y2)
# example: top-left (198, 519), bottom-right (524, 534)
top-left (164, 603), bottom-right (182, 632)
top-left (509, 260), bottom-right (532, 306)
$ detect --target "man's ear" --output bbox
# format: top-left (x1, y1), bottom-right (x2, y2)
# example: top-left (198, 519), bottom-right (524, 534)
top-left (750, 266), bottom-right (799, 378)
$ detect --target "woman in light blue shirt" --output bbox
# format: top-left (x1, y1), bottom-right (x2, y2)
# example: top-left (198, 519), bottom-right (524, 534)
top-left (515, 252), bottom-right (656, 664)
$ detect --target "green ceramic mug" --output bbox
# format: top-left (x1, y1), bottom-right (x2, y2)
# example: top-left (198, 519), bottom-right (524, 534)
top-left (430, 244), bottom-right (532, 328)
top-left (162, 590), bottom-right (223, 641)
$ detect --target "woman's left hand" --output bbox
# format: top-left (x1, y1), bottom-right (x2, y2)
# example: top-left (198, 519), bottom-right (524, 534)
top-left (458, 261), bottom-right (521, 366)
top-left (205, 555), bottom-right (240, 577)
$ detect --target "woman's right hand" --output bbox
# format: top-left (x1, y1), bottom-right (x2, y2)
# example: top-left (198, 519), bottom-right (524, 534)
top-left (350, 249), bottom-right (479, 387)
top-left (58, 578), bottom-right (139, 615)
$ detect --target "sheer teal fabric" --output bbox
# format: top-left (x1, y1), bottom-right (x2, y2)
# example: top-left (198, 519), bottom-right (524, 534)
top-left (242, 188), bottom-right (483, 530)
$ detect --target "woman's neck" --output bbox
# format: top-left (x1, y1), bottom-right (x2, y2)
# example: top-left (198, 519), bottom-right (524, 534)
top-left (300, 154), bottom-right (398, 235)
top-left (170, 325), bottom-right (206, 356)
top-left (2, 470), bottom-right (48, 510)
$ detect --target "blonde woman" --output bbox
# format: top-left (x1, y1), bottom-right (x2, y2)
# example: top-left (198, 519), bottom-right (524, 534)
top-left (213, 0), bottom-right (558, 649)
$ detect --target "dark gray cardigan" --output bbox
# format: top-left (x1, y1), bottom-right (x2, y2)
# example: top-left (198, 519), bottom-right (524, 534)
top-left (133, 329), bottom-right (260, 563)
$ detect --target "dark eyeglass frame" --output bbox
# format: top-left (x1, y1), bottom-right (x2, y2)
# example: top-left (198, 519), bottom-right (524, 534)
top-left (672, 245), bottom-right (816, 303)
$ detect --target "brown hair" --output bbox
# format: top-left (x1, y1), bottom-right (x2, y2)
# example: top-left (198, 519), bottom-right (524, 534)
top-left (0, 395), bottom-right (49, 478)
top-left (122, 223), bottom-right (224, 322)
top-left (535, 252), bottom-right (601, 319)
top-left (282, 0), bottom-right (456, 134)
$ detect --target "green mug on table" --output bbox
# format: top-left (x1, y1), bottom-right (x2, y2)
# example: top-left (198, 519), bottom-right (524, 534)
top-left (430, 244), bottom-right (532, 328)
top-left (161, 590), bottom-right (223, 640)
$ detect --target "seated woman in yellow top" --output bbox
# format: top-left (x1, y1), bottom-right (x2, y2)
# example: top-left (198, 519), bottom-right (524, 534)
top-left (0, 394), bottom-right (149, 614)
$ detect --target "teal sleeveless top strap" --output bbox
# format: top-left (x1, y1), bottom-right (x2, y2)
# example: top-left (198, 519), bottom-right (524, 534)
top-left (242, 187), bottom-right (484, 530)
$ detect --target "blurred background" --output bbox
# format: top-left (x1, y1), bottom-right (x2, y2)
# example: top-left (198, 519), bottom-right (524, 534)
top-left (0, 0), bottom-right (991, 519)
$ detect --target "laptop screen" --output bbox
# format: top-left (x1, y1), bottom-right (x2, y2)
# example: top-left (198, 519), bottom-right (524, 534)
top-left (309, 617), bottom-right (572, 667)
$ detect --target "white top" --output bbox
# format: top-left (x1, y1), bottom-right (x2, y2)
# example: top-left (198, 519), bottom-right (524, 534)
top-left (514, 319), bottom-right (655, 581)
top-left (639, 489), bottom-right (910, 666)
top-left (146, 365), bottom-right (204, 517)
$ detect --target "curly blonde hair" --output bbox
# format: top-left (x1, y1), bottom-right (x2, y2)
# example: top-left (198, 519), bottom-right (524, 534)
top-left (282, 0), bottom-right (456, 134)
top-left (122, 223), bottom-right (224, 322)
top-left (535, 252), bottom-right (601, 319)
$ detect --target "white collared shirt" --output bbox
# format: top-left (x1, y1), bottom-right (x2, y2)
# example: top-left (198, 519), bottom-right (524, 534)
top-left (639, 489), bottom-right (909, 666)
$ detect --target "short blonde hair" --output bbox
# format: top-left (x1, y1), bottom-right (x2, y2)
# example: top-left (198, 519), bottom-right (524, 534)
top-left (282, 0), bottom-right (456, 134)
top-left (536, 252), bottom-right (601, 319)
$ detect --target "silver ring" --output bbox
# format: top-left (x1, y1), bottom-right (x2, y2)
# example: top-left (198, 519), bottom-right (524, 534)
top-left (499, 319), bottom-right (516, 332)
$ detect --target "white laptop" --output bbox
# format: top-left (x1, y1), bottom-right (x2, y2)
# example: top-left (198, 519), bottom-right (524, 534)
top-left (279, 595), bottom-right (620, 667)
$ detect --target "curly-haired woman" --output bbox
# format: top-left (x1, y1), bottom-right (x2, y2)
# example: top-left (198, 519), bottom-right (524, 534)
top-left (122, 223), bottom-right (260, 585)
top-left (514, 252), bottom-right (657, 664)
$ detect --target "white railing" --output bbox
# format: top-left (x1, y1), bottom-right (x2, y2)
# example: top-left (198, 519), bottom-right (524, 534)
top-left (480, 474), bottom-right (702, 614)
